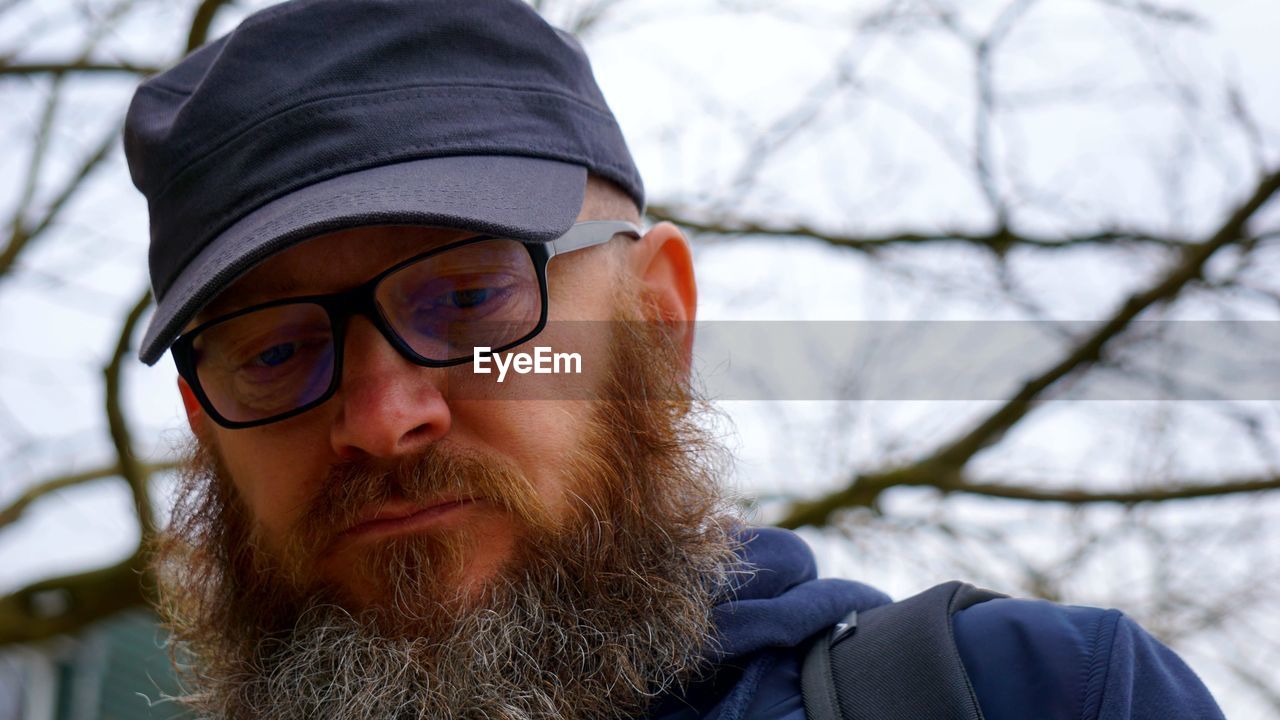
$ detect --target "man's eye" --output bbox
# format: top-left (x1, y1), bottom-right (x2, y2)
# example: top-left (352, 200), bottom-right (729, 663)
top-left (253, 343), bottom-right (296, 368)
top-left (444, 287), bottom-right (493, 309)
top-left (420, 282), bottom-right (511, 314)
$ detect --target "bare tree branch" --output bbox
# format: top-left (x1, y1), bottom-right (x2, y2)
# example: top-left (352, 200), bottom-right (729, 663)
top-left (0, 554), bottom-right (148, 645)
top-left (10, 73), bottom-right (64, 227)
top-left (780, 466), bottom-right (1280, 529)
top-left (0, 460), bottom-right (178, 531)
top-left (722, 47), bottom-right (860, 206)
top-left (0, 468), bottom-right (106, 531)
top-left (650, 204), bottom-right (1184, 251)
top-left (1227, 81), bottom-right (1266, 174)
top-left (0, 0), bottom-right (150, 80)
top-left (0, 0), bottom-right (239, 648)
top-left (922, 167), bottom-right (1280, 468)
top-left (104, 289), bottom-right (155, 538)
top-left (779, 165), bottom-right (1280, 528)
top-left (0, 0), bottom-right (142, 277)
top-left (0, 122), bottom-right (120, 279)
top-left (0, 0), bottom-right (29, 17)
top-left (1226, 660), bottom-right (1280, 716)
top-left (1095, 0), bottom-right (1205, 27)
top-left (970, 0), bottom-right (1040, 225)
top-left (955, 475), bottom-right (1280, 504)
top-left (564, 0), bottom-right (626, 35)
top-left (0, 60), bottom-right (160, 77)
top-left (187, 0), bottom-right (235, 53)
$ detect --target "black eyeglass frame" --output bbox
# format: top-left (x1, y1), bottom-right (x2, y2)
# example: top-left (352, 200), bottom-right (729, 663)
top-left (171, 220), bottom-right (642, 429)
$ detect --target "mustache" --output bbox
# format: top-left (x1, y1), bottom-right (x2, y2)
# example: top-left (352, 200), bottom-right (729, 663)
top-left (289, 442), bottom-right (552, 558)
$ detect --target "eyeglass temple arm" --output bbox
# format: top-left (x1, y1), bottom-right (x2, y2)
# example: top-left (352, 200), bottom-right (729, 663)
top-left (549, 220), bottom-right (643, 255)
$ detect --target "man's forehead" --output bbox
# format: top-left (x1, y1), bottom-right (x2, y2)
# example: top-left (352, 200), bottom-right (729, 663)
top-left (196, 225), bottom-right (475, 321)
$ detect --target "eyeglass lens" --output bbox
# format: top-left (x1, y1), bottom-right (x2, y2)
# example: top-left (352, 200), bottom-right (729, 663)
top-left (191, 238), bottom-right (541, 423)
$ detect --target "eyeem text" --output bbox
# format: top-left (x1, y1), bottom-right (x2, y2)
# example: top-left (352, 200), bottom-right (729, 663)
top-left (473, 346), bottom-right (583, 382)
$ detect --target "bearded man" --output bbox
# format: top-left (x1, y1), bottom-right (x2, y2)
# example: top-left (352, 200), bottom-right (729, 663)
top-left (125, 1), bottom-right (1225, 718)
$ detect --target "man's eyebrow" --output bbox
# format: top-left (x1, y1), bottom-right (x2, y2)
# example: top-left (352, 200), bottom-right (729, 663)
top-left (241, 277), bottom-right (305, 301)
top-left (193, 228), bottom-right (485, 323)
top-left (195, 278), bottom-right (305, 325)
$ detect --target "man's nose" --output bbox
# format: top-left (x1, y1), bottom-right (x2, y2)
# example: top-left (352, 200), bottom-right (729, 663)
top-left (328, 315), bottom-right (452, 460)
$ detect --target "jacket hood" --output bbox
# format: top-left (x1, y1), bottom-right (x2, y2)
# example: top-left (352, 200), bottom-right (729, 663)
top-left (710, 527), bottom-right (891, 662)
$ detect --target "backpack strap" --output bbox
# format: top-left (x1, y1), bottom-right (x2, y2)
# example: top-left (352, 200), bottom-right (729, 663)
top-left (801, 581), bottom-right (1004, 720)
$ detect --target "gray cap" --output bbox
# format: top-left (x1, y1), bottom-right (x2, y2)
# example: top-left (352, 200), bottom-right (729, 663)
top-left (124, 0), bottom-right (644, 365)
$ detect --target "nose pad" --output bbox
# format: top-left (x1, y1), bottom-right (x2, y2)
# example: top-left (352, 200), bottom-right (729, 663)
top-left (328, 315), bottom-right (452, 460)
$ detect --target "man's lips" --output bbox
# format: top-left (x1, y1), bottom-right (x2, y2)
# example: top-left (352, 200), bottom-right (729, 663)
top-left (338, 497), bottom-right (478, 544)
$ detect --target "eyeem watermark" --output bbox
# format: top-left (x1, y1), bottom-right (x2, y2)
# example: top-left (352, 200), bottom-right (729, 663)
top-left (473, 346), bottom-right (583, 382)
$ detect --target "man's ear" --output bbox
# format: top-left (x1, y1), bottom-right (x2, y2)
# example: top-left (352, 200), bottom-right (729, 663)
top-left (177, 376), bottom-right (211, 439)
top-left (627, 221), bottom-right (697, 361)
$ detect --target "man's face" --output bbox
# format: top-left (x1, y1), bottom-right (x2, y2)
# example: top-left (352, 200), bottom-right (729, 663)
top-left (157, 185), bottom-right (740, 719)
top-left (179, 178), bottom-right (684, 607)
top-left (184, 222), bottom-right (622, 609)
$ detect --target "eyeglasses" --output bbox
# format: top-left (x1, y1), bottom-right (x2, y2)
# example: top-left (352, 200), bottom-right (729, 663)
top-left (172, 220), bottom-right (642, 428)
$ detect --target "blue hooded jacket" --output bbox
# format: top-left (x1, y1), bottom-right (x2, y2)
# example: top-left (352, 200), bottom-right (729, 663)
top-left (649, 528), bottom-right (1225, 720)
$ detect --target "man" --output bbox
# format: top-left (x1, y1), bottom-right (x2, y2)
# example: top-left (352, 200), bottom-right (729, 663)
top-left (125, 1), bottom-right (1226, 718)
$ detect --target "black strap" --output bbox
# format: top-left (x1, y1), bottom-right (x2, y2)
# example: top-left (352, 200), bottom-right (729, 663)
top-left (801, 581), bottom-right (1004, 720)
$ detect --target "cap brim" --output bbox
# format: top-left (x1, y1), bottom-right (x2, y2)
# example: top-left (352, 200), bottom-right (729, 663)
top-left (139, 155), bottom-right (586, 365)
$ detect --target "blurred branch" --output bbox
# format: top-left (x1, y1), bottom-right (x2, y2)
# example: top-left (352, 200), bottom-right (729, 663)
top-left (930, 166), bottom-right (1280, 461)
top-left (650, 204), bottom-right (1184, 251)
top-left (0, 292), bottom-right (162, 645)
top-left (105, 289), bottom-right (155, 538)
top-left (0, 0), bottom-right (141, 277)
top-left (0, 460), bottom-right (178, 531)
top-left (1228, 82), bottom-right (1266, 173)
top-left (0, 553), bottom-right (148, 645)
top-left (565, 0), bottom-right (625, 35)
top-left (0, 61), bottom-right (159, 77)
top-left (1227, 660), bottom-right (1280, 716)
top-left (955, 475), bottom-right (1280, 504)
top-left (526, 0), bottom-right (623, 36)
top-left (188, 0), bottom-right (235, 53)
top-left (780, 467), bottom-right (1280, 530)
top-left (0, 122), bottom-right (120, 279)
top-left (0, 0), bottom-right (237, 648)
top-left (779, 166), bottom-right (1280, 528)
top-left (1094, 0), bottom-right (1205, 27)
top-left (970, 0), bottom-right (1039, 225)
top-left (3, 70), bottom-right (66, 274)
top-left (0, 0), bottom-right (150, 81)
top-left (723, 48), bottom-right (860, 205)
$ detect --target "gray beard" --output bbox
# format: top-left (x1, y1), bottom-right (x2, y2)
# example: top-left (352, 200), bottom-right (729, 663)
top-left (159, 311), bottom-right (745, 719)
top-left (173, 512), bottom-right (742, 720)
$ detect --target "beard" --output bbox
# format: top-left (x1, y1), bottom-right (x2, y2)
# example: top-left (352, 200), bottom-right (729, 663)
top-left (149, 294), bottom-right (743, 720)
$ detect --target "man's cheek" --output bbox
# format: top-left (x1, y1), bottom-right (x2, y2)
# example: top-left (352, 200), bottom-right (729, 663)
top-left (458, 319), bottom-right (612, 401)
